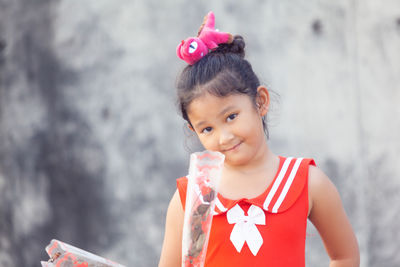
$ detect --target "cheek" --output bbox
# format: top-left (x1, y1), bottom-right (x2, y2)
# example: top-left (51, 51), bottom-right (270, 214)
top-left (239, 115), bottom-right (264, 139)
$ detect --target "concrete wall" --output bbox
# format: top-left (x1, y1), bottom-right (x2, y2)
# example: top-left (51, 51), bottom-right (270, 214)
top-left (0, 0), bottom-right (399, 266)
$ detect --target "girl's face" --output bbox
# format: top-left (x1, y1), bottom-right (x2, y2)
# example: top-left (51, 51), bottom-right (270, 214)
top-left (187, 89), bottom-right (268, 167)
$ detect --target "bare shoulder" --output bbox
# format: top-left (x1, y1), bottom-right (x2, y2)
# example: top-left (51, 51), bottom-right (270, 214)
top-left (308, 164), bottom-right (345, 221)
top-left (167, 189), bottom-right (185, 217)
top-left (308, 164), bottom-right (332, 188)
top-left (307, 165), bottom-right (360, 266)
top-left (308, 165), bottom-right (338, 211)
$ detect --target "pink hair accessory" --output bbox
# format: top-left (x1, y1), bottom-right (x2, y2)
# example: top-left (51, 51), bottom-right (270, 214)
top-left (176, 11), bottom-right (233, 65)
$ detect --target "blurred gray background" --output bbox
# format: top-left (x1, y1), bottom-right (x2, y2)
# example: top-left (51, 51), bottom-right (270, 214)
top-left (0, 0), bottom-right (399, 266)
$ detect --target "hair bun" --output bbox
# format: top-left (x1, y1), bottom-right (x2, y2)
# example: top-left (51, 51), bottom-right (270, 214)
top-left (213, 35), bottom-right (245, 58)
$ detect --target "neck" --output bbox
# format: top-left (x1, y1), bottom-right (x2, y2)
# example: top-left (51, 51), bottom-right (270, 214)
top-left (219, 142), bottom-right (280, 199)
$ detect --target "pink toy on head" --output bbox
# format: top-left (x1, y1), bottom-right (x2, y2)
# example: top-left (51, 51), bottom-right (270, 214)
top-left (176, 11), bottom-right (233, 65)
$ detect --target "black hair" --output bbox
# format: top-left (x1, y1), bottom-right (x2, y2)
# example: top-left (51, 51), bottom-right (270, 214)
top-left (176, 35), bottom-right (269, 137)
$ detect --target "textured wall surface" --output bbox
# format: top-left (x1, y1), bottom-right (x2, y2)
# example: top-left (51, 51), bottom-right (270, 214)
top-left (0, 0), bottom-right (399, 266)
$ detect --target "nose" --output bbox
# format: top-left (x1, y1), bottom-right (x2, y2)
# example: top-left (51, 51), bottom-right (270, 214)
top-left (219, 127), bottom-right (234, 146)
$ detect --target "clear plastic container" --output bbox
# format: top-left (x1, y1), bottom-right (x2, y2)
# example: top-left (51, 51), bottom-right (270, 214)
top-left (41, 239), bottom-right (125, 267)
top-left (182, 150), bottom-right (225, 267)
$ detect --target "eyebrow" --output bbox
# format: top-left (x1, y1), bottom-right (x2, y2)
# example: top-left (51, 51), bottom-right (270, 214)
top-left (194, 105), bottom-right (236, 130)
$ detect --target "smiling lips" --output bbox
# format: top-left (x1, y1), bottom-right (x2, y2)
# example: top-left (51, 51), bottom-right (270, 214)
top-left (222, 141), bottom-right (242, 152)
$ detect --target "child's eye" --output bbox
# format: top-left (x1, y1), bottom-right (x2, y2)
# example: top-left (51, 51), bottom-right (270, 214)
top-left (227, 113), bottom-right (238, 122)
top-left (201, 127), bottom-right (213, 134)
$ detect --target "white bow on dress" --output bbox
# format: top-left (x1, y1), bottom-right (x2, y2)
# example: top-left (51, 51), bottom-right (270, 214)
top-left (226, 204), bottom-right (266, 256)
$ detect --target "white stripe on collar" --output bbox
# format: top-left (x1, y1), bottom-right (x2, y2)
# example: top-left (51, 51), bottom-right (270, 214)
top-left (272, 158), bottom-right (303, 213)
top-left (263, 157), bottom-right (293, 211)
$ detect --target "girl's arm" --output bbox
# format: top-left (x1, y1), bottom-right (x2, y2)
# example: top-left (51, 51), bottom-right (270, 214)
top-left (308, 166), bottom-right (360, 267)
top-left (159, 190), bottom-right (184, 267)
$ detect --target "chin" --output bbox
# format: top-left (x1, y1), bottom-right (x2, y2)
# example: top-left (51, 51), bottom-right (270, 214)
top-left (224, 155), bottom-right (251, 167)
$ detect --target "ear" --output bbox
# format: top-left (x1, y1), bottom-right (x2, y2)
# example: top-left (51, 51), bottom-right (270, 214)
top-left (256, 85), bottom-right (270, 116)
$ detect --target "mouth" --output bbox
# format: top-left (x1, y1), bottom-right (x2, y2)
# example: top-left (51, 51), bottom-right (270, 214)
top-left (222, 141), bottom-right (242, 152)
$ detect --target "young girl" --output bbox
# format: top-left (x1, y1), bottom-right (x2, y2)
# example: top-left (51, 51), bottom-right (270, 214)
top-left (159, 14), bottom-right (359, 267)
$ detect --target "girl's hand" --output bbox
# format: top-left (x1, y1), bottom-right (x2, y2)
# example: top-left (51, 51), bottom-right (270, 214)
top-left (308, 166), bottom-right (360, 267)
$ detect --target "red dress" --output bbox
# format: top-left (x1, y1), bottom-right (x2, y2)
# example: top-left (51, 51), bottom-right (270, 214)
top-left (177, 156), bottom-right (315, 267)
